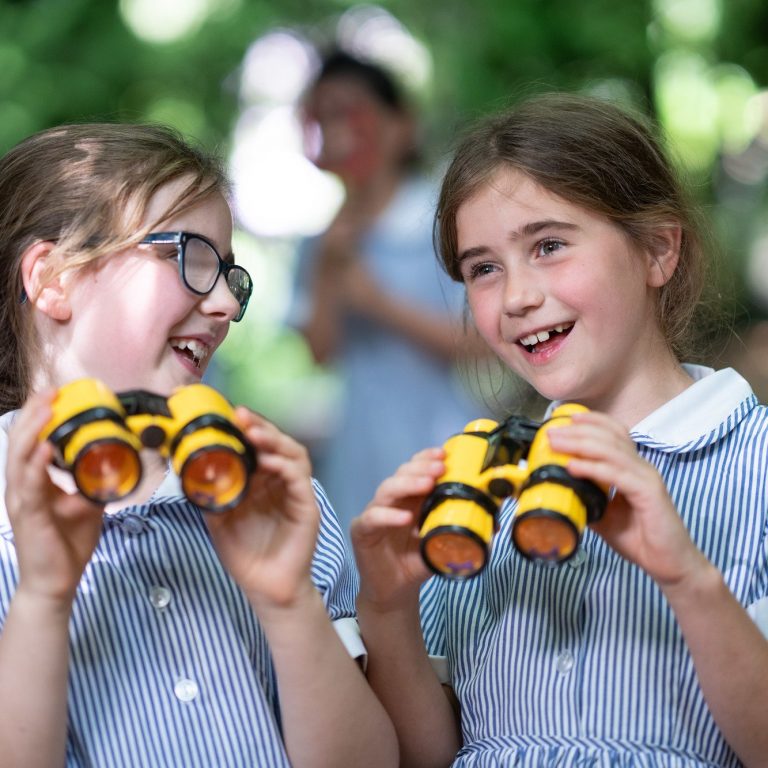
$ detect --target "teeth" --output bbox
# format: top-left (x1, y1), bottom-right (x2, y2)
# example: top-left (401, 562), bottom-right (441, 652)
top-left (173, 339), bottom-right (209, 366)
top-left (519, 323), bottom-right (573, 349)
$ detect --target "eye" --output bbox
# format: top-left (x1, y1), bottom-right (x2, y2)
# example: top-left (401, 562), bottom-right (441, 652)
top-left (536, 238), bottom-right (564, 258)
top-left (158, 245), bottom-right (180, 261)
top-left (139, 241), bottom-right (178, 261)
top-left (461, 260), bottom-right (499, 282)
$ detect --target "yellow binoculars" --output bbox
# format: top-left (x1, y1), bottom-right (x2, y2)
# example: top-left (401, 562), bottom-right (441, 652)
top-left (419, 403), bottom-right (608, 579)
top-left (39, 378), bottom-right (256, 512)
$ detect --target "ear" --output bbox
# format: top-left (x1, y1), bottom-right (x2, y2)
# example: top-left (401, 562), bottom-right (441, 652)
top-left (645, 224), bottom-right (682, 288)
top-left (20, 240), bottom-right (72, 321)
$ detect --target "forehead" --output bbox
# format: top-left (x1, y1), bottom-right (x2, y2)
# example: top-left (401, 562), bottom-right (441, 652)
top-left (141, 177), bottom-right (233, 255)
top-left (141, 175), bottom-right (199, 228)
top-left (457, 169), bottom-right (568, 227)
top-left (306, 76), bottom-right (382, 117)
top-left (140, 177), bottom-right (230, 229)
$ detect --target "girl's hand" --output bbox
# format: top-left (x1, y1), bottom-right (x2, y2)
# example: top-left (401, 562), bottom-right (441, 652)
top-left (337, 260), bottom-right (386, 316)
top-left (316, 198), bottom-right (369, 271)
top-left (5, 391), bottom-right (104, 607)
top-left (546, 410), bottom-right (708, 589)
top-left (351, 448), bottom-right (443, 612)
top-left (203, 407), bottom-right (319, 608)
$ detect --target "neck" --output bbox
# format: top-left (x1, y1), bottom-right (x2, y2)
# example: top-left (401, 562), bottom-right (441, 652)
top-left (582, 350), bottom-right (695, 430)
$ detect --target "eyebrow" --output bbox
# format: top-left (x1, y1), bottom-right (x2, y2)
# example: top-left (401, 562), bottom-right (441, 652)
top-left (458, 219), bottom-right (579, 263)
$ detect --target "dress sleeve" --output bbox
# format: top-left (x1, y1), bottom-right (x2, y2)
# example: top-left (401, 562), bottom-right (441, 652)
top-left (309, 479), bottom-right (364, 660)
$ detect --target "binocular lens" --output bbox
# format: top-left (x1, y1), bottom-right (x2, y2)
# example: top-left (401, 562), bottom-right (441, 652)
top-left (423, 532), bottom-right (486, 579)
top-left (74, 440), bottom-right (142, 503)
top-left (512, 513), bottom-right (579, 564)
top-left (181, 447), bottom-right (249, 511)
top-left (420, 495), bottom-right (494, 579)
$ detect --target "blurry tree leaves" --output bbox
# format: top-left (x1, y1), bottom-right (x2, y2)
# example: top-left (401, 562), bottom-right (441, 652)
top-left (2, 0), bottom-right (764, 155)
top-left (3, 0), bottom-right (768, 417)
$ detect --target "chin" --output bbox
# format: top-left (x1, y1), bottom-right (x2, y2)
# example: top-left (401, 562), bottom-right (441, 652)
top-left (524, 375), bottom-right (583, 406)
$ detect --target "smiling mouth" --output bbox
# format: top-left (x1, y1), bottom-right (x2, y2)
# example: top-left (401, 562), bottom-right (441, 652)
top-left (171, 339), bottom-right (210, 368)
top-left (518, 323), bottom-right (573, 353)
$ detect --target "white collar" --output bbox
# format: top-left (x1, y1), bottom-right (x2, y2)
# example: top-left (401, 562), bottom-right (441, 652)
top-left (545, 365), bottom-right (756, 449)
top-left (631, 365), bottom-right (754, 445)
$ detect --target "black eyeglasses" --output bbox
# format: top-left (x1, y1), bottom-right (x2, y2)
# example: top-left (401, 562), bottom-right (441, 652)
top-left (140, 231), bottom-right (253, 322)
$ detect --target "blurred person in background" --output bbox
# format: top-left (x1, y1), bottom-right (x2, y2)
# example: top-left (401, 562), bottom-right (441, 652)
top-left (712, 93), bottom-right (768, 403)
top-left (288, 49), bottom-right (485, 540)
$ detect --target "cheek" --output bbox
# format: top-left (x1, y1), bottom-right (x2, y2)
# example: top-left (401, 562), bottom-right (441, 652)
top-left (466, 289), bottom-right (500, 340)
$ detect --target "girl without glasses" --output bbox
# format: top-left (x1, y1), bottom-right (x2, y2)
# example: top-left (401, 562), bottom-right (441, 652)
top-left (351, 93), bottom-right (768, 767)
top-left (0, 123), bottom-right (398, 768)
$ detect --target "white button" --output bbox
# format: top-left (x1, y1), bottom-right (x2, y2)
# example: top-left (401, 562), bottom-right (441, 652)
top-left (149, 586), bottom-right (171, 609)
top-left (568, 549), bottom-right (587, 568)
top-left (174, 678), bottom-right (199, 702)
top-left (556, 650), bottom-right (575, 674)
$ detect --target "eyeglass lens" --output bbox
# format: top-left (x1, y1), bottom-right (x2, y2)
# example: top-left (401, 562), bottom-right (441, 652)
top-left (183, 237), bottom-right (222, 292)
top-left (183, 236), bottom-right (250, 305)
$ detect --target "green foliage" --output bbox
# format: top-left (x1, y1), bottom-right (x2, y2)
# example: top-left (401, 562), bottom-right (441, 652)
top-left (4, 0), bottom-right (768, 415)
top-left (3, 0), bottom-right (765, 157)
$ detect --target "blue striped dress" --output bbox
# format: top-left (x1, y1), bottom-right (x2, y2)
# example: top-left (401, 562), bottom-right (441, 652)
top-left (420, 366), bottom-right (768, 767)
top-left (0, 422), bottom-right (359, 768)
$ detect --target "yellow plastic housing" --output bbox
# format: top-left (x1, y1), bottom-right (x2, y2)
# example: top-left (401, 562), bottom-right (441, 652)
top-left (174, 429), bottom-right (249, 510)
top-left (420, 498), bottom-right (494, 578)
top-left (168, 385), bottom-right (251, 512)
top-left (420, 418), bottom-right (527, 579)
top-left (41, 378), bottom-right (255, 511)
top-left (513, 485), bottom-right (583, 562)
top-left (67, 422), bottom-right (142, 503)
top-left (40, 378), bottom-right (142, 503)
top-left (511, 403), bottom-right (590, 564)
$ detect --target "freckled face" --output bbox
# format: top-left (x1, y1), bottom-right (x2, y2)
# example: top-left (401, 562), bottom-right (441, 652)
top-left (456, 169), bottom-right (665, 411)
top-left (56, 177), bottom-right (239, 395)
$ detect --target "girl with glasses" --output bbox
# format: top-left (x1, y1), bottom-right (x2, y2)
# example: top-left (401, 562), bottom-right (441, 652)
top-left (0, 123), bottom-right (397, 767)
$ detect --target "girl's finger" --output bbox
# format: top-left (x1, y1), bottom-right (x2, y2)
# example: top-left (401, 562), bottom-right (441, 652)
top-left (408, 447), bottom-right (446, 462)
top-left (353, 505), bottom-right (416, 537)
top-left (393, 458), bottom-right (445, 480)
top-left (370, 472), bottom-right (437, 507)
top-left (6, 392), bottom-right (55, 463)
top-left (242, 422), bottom-right (310, 466)
top-left (547, 425), bottom-right (636, 462)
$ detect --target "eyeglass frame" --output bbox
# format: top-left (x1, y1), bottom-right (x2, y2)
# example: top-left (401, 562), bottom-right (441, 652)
top-left (140, 231), bottom-right (253, 322)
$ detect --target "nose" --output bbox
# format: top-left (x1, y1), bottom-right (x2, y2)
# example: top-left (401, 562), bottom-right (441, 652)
top-left (199, 274), bottom-right (241, 322)
top-left (502, 266), bottom-right (544, 317)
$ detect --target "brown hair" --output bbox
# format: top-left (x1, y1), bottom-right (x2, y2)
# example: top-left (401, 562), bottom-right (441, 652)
top-left (436, 92), bottom-right (718, 362)
top-left (0, 122), bottom-right (229, 414)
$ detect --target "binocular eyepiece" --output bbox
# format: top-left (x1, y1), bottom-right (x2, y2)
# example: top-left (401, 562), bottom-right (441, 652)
top-left (419, 403), bottom-right (608, 579)
top-left (39, 378), bottom-right (256, 512)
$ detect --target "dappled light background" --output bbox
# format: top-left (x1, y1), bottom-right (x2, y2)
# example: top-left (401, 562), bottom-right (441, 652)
top-left (3, 0), bottom-right (768, 427)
